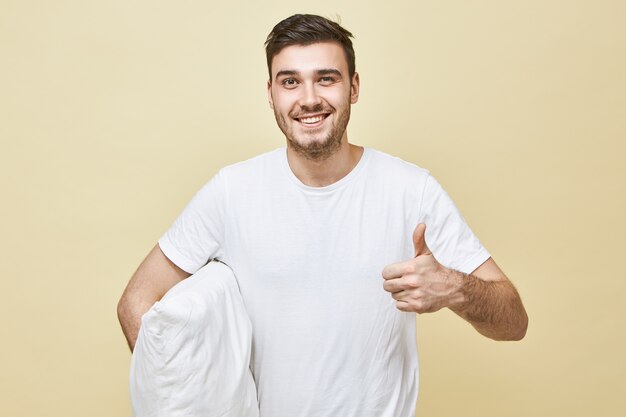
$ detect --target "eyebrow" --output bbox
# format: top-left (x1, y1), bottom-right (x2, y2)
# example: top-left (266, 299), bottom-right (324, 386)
top-left (275, 70), bottom-right (297, 81)
top-left (274, 68), bottom-right (343, 81)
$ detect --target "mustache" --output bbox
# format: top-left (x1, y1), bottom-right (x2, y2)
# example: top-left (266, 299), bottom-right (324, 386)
top-left (289, 104), bottom-right (332, 118)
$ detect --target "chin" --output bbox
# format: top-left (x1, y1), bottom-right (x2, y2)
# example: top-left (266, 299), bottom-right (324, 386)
top-left (288, 134), bottom-right (343, 161)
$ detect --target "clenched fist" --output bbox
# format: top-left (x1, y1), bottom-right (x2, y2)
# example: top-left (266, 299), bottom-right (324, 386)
top-left (382, 223), bottom-right (465, 313)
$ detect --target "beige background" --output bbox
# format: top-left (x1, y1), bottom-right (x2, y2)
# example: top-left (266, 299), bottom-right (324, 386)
top-left (1, 0), bottom-right (625, 416)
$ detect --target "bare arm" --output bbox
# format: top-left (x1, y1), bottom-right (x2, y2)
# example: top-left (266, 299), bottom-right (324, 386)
top-left (382, 223), bottom-right (528, 341)
top-left (447, 258), bottom-right (527, 341)
top-left (117, 244), bottom-right (191, 351)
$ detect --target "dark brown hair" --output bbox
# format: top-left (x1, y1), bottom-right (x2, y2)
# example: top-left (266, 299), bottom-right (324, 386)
top-left (264, 14), bottom-right (356, 80)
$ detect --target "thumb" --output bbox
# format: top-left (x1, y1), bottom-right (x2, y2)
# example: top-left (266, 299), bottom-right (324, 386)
top-left (412, 223), bottom-right (432, 257)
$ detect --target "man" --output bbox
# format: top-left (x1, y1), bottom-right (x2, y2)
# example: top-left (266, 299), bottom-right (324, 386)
top-left (118, 13), bottom-right (527, 417)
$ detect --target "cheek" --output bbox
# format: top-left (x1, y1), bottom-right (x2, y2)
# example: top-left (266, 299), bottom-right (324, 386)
top-left (271, 93), bottom-right (295, 112)
top-left (328, 89), bottom-right (352, 107)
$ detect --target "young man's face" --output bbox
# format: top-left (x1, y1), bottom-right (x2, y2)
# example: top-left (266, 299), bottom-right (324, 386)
top-left (267, 42), bottom-right (359, 160)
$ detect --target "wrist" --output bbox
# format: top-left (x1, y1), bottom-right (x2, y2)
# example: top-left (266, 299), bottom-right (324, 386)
top-left (443, 267), bottom-right (468, 309)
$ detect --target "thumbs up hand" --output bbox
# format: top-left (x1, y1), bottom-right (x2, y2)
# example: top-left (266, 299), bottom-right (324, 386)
top-left (412, 223), bottom-right (431, 257)
top-left (382, 223), bottom-right (465, 313)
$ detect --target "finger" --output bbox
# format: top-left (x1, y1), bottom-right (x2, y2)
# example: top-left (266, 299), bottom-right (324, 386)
top-left (383, 272), bottom-right (421, 292)
top-left (382, 261), bottom-right (411, 280)
top-left (391, 290), bottom-right (408, 301)
top-left (395, 300), bottom-right (410, 312)
top-left (382, 278), bottom-right (404, 293)
top-left (412, 223), bottom-right (432, 257)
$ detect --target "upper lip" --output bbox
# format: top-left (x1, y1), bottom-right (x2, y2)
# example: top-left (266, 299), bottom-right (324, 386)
top-left (293, 112), bottom-right (329, 120)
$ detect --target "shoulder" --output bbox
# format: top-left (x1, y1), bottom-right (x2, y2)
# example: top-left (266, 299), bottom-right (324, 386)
top-left (190, 148), bottom-right (284, 199)
top-left (214, 148), bottom-right (285, 188)
top-left (366, 148), bottom-right (432, 184)
top-left (220, 148), bottom-right (283, 176)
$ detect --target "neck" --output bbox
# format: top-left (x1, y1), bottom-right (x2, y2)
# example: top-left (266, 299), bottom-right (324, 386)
top-left (286, 139), bottom-right (364, 187)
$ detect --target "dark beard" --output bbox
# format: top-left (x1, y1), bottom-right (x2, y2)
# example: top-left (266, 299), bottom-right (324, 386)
top-left (286, 127), bottom-right (343, 162)
top-left (276, 102), bottom-right (351, 162)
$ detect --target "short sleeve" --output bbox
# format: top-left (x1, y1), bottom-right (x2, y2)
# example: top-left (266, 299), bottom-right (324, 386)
top-left (158, 170), bottom-right (227, 274)
top-left (418, 174), bottom-right (490, 274)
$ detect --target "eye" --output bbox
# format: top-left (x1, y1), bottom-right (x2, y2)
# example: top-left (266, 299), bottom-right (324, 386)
top-left (281, 78), bottom-right (299, 89)
top-left (319, 76), bottom-right (336, 85)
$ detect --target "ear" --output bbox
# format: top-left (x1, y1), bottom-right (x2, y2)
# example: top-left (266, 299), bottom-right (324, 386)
top-left (267, 80), bottom-right (275, 109)
top-left (350, 72), bottom-right (360, 104)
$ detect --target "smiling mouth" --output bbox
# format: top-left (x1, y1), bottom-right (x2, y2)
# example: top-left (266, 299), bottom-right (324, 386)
top-left (295, 114), bottom-right (329, 126)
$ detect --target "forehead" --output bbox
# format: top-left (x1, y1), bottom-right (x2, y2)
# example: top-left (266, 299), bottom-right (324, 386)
top-left (270, 42), bottom-right (348, 78)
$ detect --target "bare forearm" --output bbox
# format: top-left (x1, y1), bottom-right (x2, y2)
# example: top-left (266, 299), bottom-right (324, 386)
top-left (117, 295), bottom-right (155, 351)
top-left (117, 244), bottom-right (190, 352)
top-left (449, 270), bottom-right (528, 341)
top-left (382, 228), bottom-right (526, 341)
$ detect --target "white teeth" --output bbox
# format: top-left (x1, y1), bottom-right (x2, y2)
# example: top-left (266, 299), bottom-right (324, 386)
top-left (300, 115), bottom-right (324, 124)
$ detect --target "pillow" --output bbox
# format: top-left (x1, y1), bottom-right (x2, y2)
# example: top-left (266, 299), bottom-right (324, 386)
top-left (130, 261), bottom-right (258, 417)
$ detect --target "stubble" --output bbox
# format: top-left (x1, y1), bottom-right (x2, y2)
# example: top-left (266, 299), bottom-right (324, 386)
top-left (275, 101), bottom-right (351, 162)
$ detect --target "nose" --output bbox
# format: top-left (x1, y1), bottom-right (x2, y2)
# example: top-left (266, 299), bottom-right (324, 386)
top-left (298, 81), bottom-right (322, 109)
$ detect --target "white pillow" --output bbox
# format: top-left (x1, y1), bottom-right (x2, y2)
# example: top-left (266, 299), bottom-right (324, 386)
top-left (130, 261), bottom-right (258, 417)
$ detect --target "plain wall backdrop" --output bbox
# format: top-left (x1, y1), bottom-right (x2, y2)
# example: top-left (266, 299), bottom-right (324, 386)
top-left (1, 1), bottom-right (625, 416)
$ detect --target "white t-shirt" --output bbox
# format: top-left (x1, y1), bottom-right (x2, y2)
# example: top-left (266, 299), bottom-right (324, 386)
top-left (159, 147), bottom-right (490, 417)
